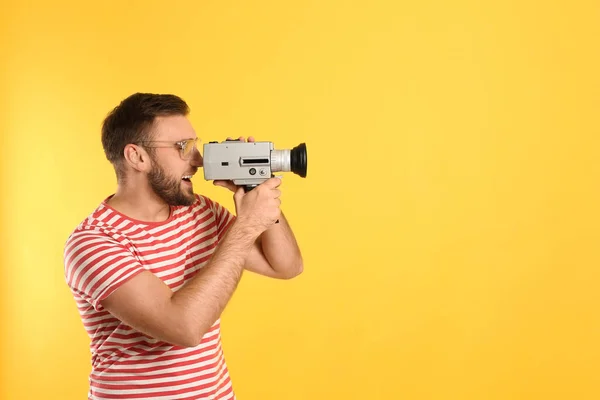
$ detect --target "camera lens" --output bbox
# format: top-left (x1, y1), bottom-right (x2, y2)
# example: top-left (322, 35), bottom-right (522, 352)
top-left (290, 143), bottom-right (307, 178)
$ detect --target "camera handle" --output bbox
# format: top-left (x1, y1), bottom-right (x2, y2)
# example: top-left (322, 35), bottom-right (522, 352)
top-left (243, 185), bottom-right (280, 224)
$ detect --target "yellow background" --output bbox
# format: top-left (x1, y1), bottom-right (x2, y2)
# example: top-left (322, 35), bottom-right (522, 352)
top-left (1, 1), bottom-right (599, 399)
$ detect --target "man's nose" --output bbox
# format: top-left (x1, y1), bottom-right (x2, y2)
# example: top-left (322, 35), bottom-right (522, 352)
top-left (190, 147), bottom-right (203, 167)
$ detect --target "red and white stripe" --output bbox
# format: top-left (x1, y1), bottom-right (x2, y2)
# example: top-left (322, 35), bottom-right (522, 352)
top-left (64, 194), bottom-right (236, 399)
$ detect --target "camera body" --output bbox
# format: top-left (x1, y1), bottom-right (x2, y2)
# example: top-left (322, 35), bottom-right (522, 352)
top-left (203, 139), bottom-right (307, 191)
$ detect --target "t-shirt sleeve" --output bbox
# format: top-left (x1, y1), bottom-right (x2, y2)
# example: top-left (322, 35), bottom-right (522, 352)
top-left (63, 228), bottom-right (145, 312)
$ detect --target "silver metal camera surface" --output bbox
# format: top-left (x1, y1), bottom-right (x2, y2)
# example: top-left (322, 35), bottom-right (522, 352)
top-left (203, 140), bottom-right (307, 190)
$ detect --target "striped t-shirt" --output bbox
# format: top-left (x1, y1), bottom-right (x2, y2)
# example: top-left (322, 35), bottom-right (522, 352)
top-left (64, 193), bottom-right (237, 400)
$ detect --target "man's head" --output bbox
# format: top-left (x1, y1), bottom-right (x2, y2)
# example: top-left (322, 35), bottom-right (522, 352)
top-left (101, 92), bottom-right (202, 206)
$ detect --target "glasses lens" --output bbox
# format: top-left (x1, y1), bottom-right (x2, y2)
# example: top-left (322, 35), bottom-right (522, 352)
top-left (182, 139), bottom-right (197, 159)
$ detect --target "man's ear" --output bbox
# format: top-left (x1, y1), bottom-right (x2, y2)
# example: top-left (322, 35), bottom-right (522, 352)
top-left (123, 144), bottom-right (152, 172)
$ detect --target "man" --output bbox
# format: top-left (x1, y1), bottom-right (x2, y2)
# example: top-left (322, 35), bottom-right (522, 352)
top-left (63, 92), bottom-right (303, 400)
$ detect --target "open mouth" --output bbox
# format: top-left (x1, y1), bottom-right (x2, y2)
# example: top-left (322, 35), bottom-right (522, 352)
top-left (182, 175), bottom-right (193, 183)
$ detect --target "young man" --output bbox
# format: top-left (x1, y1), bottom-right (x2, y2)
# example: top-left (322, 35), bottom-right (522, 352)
top-left (63, 93), bottom-right (303, 399)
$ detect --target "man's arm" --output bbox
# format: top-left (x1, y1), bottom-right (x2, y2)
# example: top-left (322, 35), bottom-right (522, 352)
top-left (100, 219), bottom-right (258, 348)
top-left (243, 211), bottom-right (303, 279)
top-left (99, 178), bottom-right (282, 347)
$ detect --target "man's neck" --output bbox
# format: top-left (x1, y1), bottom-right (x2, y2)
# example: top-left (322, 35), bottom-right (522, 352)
top-left (106, 184), bottom-right (171, 223)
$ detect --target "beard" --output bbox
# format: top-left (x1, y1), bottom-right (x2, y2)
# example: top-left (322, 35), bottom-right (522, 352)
top-left (147, 160), bottom-right (195, 207)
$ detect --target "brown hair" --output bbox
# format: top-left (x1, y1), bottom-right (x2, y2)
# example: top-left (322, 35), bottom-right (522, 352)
top-left (101, 92), bottom-right (190, 182)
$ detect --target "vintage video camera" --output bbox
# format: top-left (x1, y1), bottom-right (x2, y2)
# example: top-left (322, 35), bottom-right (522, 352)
top-left (203, 139), bottom-right (307, 191)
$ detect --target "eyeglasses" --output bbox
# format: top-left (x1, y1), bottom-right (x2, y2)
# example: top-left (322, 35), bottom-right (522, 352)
top-left (138, 138), bottom-right (199, 160)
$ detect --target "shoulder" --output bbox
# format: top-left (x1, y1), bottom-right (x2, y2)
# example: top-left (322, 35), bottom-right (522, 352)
top-left (186, 193), bottom-right (230, 215)
top-left (193, 193), bottom-right (216, 209)
top-left (63, 200), bottom-right (132, 271)
top-left (186, 194), bottom-right (235, 236)
top-left (64, 200), bottom-right (121, 245)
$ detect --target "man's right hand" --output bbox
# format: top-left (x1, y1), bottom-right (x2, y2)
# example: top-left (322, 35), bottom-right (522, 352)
top-left (232, 177), bottom-right (282, 234)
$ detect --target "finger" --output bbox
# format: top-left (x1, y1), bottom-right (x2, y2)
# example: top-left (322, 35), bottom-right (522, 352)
top-left (238, 136), bottom-right (244, 142)
top-left (213, 180), bottom-right (227, 189)
top-left (267, 176), bottom-right (282, 188)
top-left (248, 136), bottom-right (255, 142)
top-left (233, 186), bottom-right (245, 201)
top-left (214, 180), bottom-right (237, 192)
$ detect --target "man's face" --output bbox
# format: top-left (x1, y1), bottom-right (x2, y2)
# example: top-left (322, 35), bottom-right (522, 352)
top-left (145, 115), bottom-right (203, 206)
